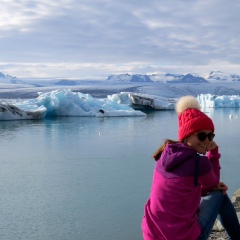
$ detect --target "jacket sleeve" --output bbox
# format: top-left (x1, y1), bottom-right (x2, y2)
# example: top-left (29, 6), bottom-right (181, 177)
top-left (199, 147), bottom-right (221, 196)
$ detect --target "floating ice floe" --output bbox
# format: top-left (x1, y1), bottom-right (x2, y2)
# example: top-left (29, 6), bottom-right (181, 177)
top-left (3, 90), bottom-right (240, 121)
top-left (0, 102), bottom-right (46, 120)
top-left (108, 92), bottom-right (176, 109)
top-left (111, 93), bottom-right (240, 110)
top-left (0, 89), bottom-right (146, 120)
top-left (197, 94), bottom-right (240, 108)
top-left (229, 115), bottom-right (240, 118)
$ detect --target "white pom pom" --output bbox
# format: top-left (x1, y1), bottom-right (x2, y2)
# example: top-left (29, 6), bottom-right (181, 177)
top-left (175, 96), bottom-right (200, 115)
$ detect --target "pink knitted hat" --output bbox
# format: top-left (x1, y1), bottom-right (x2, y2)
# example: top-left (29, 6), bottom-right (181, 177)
top-left (175, 96), bottom-right (214, 141)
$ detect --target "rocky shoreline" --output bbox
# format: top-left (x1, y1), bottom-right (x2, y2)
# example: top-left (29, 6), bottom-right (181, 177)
top-left (207, 189), bottom-right (240, 239)
top-left (208, 230), bottom-right (228, 239)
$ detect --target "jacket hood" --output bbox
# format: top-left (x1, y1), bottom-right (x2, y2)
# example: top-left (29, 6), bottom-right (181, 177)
top-left (159, 142), bottom-right (196, 171)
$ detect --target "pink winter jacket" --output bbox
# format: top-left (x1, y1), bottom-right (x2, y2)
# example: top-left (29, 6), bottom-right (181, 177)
top-left (142, 142), bottom-right (221, 240)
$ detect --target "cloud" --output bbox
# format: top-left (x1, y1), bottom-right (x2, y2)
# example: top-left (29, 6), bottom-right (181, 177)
top-left (0, 0), bottom-right (240, 78)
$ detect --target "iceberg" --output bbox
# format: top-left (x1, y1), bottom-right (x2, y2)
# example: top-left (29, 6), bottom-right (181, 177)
top-left (0, 89), bottom-right (145, 120)
top-left (197, 94), bottom-right (240, 108)
top-left (108, 92), bottom-right (176, 110)
top-left (109, 92), bottom-right (240, 110)
top-left (0, 102), bottom-right (46, 120)
top-left (2, 89), bottom-right (240, 121)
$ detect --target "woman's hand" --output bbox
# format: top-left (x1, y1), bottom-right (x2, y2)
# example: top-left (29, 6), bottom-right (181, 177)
top-left (210, 182), bottom-right (228, 195)
top-left (207, 141), bottom-right (218, 151)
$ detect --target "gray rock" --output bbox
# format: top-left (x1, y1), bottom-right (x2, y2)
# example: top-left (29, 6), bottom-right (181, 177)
top-left (210, 189), bottom-right (240, 238)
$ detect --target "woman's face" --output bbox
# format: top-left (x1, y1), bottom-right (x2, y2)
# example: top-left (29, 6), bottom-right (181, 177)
top-left (184, 129), bottom-right (214, 154)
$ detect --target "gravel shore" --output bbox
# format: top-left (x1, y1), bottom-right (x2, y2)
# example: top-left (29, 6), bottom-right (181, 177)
top-left (208, 230), bottom-right (229, 239)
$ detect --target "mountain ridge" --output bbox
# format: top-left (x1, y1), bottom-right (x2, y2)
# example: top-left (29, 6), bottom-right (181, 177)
top-left (1, 71), bottom-right (240, 85)
top-left (105, 71), bottom-right (240, 83)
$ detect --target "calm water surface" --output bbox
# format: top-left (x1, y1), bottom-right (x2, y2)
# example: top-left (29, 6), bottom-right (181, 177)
top-left (0, 108), bottom-right (240, 240)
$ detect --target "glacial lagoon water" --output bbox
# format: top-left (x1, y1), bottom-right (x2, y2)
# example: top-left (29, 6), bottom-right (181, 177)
top-left (0, 108), bottom-right (240, 240)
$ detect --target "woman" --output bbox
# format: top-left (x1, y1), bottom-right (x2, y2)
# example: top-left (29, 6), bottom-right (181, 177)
top-left (142, 95), bottom-right (240, 240)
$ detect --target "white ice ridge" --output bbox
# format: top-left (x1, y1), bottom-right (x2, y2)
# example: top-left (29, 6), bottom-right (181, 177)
top-left (108, 92), bottom-right (176, 109)
top-left (0, 102), bottom-right (46, 120)
top-left (197, 94), bottom-right (240, 108)
top-left (0, 89), bottom-right (146, 120)
top-left (109, 92), bottom-right (240, 110)
top-left (2, 90), bottom-right (240, 121)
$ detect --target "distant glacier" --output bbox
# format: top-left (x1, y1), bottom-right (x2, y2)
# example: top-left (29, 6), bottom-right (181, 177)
top-left (2, 70), bottom-right (240, 100)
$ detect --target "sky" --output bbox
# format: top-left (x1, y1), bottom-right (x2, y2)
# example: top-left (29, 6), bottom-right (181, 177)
top-left (1, 0), bottom-right (240, 80)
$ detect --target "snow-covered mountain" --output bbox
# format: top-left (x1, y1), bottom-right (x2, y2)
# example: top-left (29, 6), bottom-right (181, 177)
top-left (1, 71), bottom-right (240, 99)
top-left (166, 73), bottom-right (208, 83)
top-left (106, 73), bottom-right (153, 82)
top-left (202, 71), bottom-right (240, 82)
top-left (55, 79), bottom-right (82, 86)
top-left (110, 72), bottom-right (209, 83)
top-left (0, 72), bottom-right (26, 84)
top-left (1, 71), bottom-right (240, 85)
top-left (106, 71), bottom-right (240, 83)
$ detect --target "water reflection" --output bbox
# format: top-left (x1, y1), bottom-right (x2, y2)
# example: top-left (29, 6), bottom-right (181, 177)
top-left (0, 109), bottom-right (240, 240)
